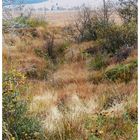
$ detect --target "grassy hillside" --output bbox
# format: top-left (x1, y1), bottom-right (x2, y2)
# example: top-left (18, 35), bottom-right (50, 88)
top-left (3, 3), bottom-right (137, 140)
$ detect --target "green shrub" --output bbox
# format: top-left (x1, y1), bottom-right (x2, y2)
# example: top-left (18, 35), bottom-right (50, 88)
top-left (93, 18), bottom-right (137, 54)
top-left (14, 16), bottom-right (47, 28)
top-left (105, 60), bottom-right (137, 83)
top-left (95, 24), bottom-right (127, 54)
top-left (26, 18), bottom-right (47, 28)
top-left (88, 53), bottom-right (108, 70)
top-left (88, 60), bottom-right (137, 84)
top-left (104, 25), bottom-right (126, 54)
top-left (3, 69), bottom-right (45, 140)
top-left (123, 21), bottom-right (137, 46)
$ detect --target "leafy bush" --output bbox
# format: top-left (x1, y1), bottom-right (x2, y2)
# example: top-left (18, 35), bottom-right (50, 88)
top-left (123, 21), bottom-right (137, 46)
top-left (105, 60), bottom-right (137, 83)
top-left (103, 25), bottom-right (126, 54)
top-left (88, 60), bottom-right (137, 84)
top-left (3, 69), bottom-right (45, 140)
top-left (96, 24), bottom-right (135, 53)
top-left (92, 18), bottom-right (137, 54)
top-left (88, 53), bottom-right (108, 70)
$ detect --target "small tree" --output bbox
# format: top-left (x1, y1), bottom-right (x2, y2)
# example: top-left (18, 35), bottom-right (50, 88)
top-left (94, 0), bottom-right (114, 25)
top-left (73, 6), bottom-right (97, 42)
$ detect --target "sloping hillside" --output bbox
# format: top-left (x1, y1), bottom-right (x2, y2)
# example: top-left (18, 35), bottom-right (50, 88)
top-left (3, 2), bottom-right (137, 139)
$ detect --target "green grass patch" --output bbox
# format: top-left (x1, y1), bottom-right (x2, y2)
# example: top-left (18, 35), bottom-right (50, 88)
top-left (105, 60), bottom-right (137, 83)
